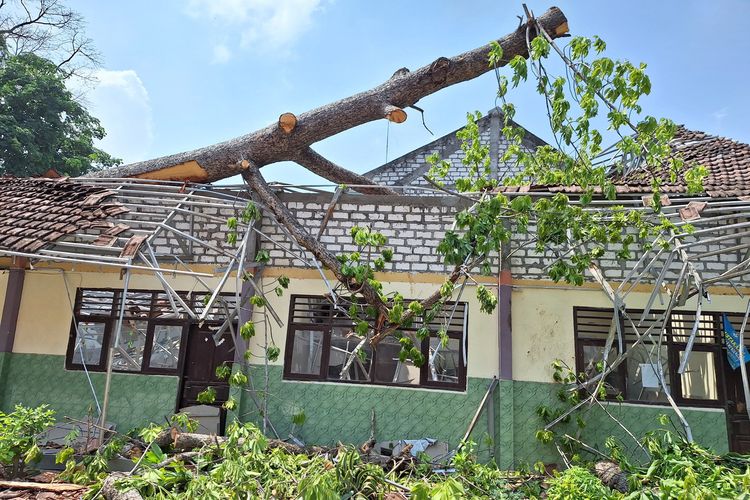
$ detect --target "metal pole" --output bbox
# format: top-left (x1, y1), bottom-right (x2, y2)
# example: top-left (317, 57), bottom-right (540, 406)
top-left (737, 301), bottom-right (750, 422)
top-left (99, 263), bottom-right (132, 444)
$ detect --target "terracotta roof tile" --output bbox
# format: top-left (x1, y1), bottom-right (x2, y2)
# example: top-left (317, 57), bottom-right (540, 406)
top-left (0, 177), bottom-right (130, 254)
top-left (505, 127), bottom-right (750, 198)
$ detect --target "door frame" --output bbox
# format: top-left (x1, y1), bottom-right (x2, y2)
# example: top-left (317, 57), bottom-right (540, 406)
top-left (174, 322), bottom-right (235, 433)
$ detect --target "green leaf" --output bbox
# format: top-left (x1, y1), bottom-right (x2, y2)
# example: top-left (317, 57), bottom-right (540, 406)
top-left (196, 387), bottom-right (216, 404)
top-left (255, 249), bottom-right (270, 264)
top-left (266, 345), bottom-right (280, 362)
top-left (240, 321), bottom-right (256, 340)
top-left (215, 363), bottom-right (232, 380)
top-left (229, 371), bottom-right (248, 387)
top-left (488, 41), bottom-right (504, 67)
top-left (291, 411), bottom-right (306, 426)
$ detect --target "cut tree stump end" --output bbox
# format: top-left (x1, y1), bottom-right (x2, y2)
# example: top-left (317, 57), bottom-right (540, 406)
top-left (278, 112), bottom-right (298, 134)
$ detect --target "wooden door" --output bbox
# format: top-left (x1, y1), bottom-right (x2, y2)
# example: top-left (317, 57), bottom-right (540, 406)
top-left (179, 325), bottom-right (235, 412)
top-left (724, 358), bottom-right (750, 453)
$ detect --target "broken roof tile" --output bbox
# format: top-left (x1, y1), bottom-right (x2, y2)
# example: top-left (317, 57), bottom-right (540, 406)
top-left (517, 127), bottom-right (750, 198)
top-left (0, 177), bottom-right (129, 254)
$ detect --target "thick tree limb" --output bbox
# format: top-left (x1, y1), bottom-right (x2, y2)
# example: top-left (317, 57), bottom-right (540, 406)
top-left (88, 7), bottom-right (568, 187)
top-left (153, 429), bottom-right (326, 455)
top-left (242, 165), bottom-right (391, 318)
top-left (294, 147), bottom-right (397, 195)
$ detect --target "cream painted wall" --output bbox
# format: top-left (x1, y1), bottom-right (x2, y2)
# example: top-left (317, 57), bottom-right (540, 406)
top-left (0, 271), bottom-right (7, 321)
top-left (12, 269), bottom-right (240, 356)
top-left (11, 267), bottom-right (500, 380)
top-left (511, 284), bottom-right (748, 383)
top-left (248, 277), bottom-right (499, 379)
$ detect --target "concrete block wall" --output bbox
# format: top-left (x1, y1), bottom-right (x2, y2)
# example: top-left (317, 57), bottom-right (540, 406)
top-left (366, 110), bottom-right (547, 196)
top-left (507, 215), bottom-right (750, 284)
top-left (131, 187), bottom-right (750, 289)
top-left (256, 193), bottom-right (502, 274)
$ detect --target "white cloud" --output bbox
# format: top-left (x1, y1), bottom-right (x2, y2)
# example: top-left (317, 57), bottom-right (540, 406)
top-left (212, 43), bottom-right (232, 64)
top-left (713, 107), bottom-right (728, 122)
top-left (186, 0), bottom-right (323, 55)
top-left (85, 69), bottom-right (154, 164)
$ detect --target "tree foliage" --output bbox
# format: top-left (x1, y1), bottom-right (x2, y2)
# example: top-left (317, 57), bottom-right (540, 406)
top-left (0, 53), bottom-right (119, 176)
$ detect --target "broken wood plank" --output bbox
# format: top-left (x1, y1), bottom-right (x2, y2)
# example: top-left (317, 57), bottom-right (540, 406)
top-left (0, 480), bottom-right (85, 492)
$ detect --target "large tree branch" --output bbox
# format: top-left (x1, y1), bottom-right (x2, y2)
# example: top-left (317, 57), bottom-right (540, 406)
top-left (242, 165), bottom-right (390, 318)
top-left (88, 7), bottom-right (568, 188)
top-left (294, 147), bottom-right (397, 195)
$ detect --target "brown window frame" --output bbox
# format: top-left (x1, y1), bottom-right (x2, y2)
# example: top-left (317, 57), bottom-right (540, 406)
top-left (65, 288), bottom-right (192, 375)
top-left (282, 294), bottom-right (468, 391)
top-left (573, 306), bottom-right (728, 408)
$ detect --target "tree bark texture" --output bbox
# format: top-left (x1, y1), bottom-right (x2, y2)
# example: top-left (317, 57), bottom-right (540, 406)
top-left (101, 473), bottom-right (144, 500)
top-left (88, 7), bottom-right (568, 188)
top-left (594, 461), bottom-right (629, 493)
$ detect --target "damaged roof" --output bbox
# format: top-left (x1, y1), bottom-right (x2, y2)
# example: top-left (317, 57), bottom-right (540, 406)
top-left (533, 127), bottom-right (750, 198)
top-left (0, 177), bottom-right (129, 253)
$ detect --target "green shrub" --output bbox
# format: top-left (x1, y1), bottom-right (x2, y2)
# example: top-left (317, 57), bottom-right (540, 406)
top-left (625, 430), bottom-right (750, 499)
top-left (546, 466), bottom-right (617, 500)
top-left (0, 404), bottom-right (55, 478)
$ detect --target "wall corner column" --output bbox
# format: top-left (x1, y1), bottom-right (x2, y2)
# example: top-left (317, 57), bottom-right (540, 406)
top-left (0, 258), bottom-right (27, 353)
top-left (496, 234), bottom-right (516, 468)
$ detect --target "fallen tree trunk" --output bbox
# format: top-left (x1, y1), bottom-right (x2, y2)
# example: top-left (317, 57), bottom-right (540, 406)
top-left (153, 429), bottom-right (327, 455)
top-left (88, 7), bottom-right (568, 188)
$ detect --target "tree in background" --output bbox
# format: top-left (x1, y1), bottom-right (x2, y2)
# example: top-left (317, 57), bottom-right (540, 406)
top-left (0, 0), bottom-right (119, 177)
top-left (0, 53), bottom-right (120, 177)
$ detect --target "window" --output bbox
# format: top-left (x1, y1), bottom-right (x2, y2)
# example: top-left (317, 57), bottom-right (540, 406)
top-left (66, 289), bottom-right (190, 374)
top-left (574, 307), bottom-right (726, 407)
top-left (283, 295), bottom-right (467, 390)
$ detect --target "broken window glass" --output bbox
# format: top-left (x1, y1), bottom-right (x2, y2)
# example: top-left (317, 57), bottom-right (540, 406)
top-left (580, 343), bottom-right (624, 397)
top-left (372, 336), bottom-right (419, 385)
top-left (283, 295), bottom-right (467, 390)
top-left (671, 313), bottom-right (718, 344)
top-left (149, 324), bottom-right (183, 370)
top-left (427, 337), bottom-right (460, 384)
top-left (71, 321), bottom-right (105, 366)
top-left (78, 290), bottom-right (116, 316)
top-left (575, 307), bottom-right (725, 407)
top-left (327, 327), bottom-right (371, 381)
top-left (288, 329), bottom-right (323, 376)
top-left (111, 320), bottom-right (148, 372)
top-left (679, 350), bottom-right (719, 400)
top-left (625, 342), bottom-right (669, 403)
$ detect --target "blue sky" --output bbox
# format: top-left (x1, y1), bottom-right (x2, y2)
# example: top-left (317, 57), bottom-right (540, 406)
top-left (74, 0), bottom-right (750, 186)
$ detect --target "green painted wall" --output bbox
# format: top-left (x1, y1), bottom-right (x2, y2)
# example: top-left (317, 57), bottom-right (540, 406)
top-left (494, 380), bottom-right (729, 469)
top-left (0, 353), bottom-right (179, 432)
top-left (237, 367), bottom-right (729, 469)
top-left (237, 365), bottom-right (495, 459)
top-left (0, 354), bottom-right (729, 466)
